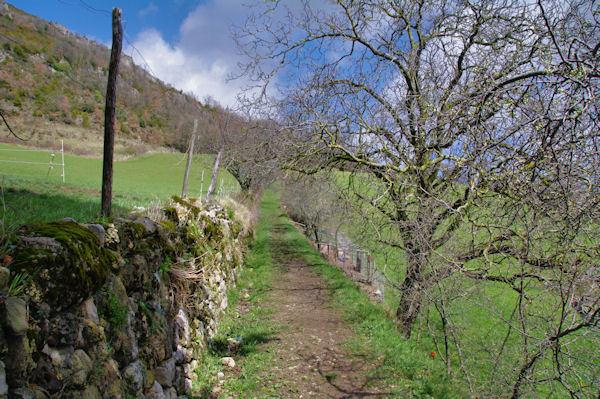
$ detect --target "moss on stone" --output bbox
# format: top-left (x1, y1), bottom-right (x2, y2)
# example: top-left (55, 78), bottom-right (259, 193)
top-left (159, 220), bottom-right (175, 233)
top-left (10, 221), bottom-right (117, 311)
top-left (170, 196), bottom-right (201, 219)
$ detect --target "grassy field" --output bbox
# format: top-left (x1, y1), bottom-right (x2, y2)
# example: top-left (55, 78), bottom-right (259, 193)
top-left (0, 143), bottom-right (239, 230)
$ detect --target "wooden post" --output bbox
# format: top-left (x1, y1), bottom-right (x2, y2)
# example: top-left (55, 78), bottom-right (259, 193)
top-left (101, 8), bottom-right (123, 217)
top-left (204, 147), bottom-right (223, 203)
top-left (181, 119), bottom-right (197, 198)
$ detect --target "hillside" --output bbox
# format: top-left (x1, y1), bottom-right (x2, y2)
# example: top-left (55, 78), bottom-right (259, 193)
top-left (0, 1), bottom-right (219, 157)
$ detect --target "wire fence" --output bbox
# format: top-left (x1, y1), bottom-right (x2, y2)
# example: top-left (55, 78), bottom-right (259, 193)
top-left (289, 221), bottom-right (386, 302)
top-left (0, 141), bottom-right (65, 183)
top-left (315, 240), bottom-right (386, 302)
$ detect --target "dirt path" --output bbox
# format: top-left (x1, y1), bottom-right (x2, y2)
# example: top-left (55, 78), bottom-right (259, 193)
top-left (249, 229), bottom-right (388, 398)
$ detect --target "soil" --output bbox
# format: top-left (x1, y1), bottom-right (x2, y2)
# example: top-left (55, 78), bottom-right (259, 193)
top-left (236, 228), bottom-right (390, 398)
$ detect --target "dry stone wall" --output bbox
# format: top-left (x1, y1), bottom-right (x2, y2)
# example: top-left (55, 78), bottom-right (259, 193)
top-left (0, 196), bottom-right (252, 398)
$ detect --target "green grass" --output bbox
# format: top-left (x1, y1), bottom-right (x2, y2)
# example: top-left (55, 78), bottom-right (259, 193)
top-left (0, 143), bottom-right (239, 229)
top-left (192, 190), bottom-right (281, 398)
top-left (207, 190), bottom-right (464, 398)
top-left (269, 201), bottom-right (465, 398)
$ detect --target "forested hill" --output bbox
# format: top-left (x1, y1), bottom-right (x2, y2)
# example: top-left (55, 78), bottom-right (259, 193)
top-left (0, 1), bottom-right (224, 156)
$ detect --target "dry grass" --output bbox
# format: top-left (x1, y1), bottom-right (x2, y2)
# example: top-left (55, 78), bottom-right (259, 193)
top-left (218, 197), bottom-right (258, 237)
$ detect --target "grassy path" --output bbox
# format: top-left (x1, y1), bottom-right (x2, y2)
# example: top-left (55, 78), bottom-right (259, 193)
top-left (193, 191), bottom-right (459, 398)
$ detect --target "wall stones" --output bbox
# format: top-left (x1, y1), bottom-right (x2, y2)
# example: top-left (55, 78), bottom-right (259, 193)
top-left (0, 197), bottom-right (253, 398)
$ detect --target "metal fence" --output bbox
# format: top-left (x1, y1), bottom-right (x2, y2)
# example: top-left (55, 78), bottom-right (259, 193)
top-left (311, 239), bottom-right (386, 303)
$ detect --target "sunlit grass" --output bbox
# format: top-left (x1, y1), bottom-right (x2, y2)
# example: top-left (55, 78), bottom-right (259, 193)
top-left (0, 143), bottom-right (239, 228)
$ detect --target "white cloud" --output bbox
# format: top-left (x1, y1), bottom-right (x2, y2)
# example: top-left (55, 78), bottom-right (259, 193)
top-left (138, 3), bottom-right (159, 18)
top-left (127, 1), bottom-right (251, 108)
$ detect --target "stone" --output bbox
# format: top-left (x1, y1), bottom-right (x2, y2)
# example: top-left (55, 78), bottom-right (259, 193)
top-left (148, 381), bottom-right (166, 399)
top-left (4, 296), bottom-right (27, 335)
top-left (217, 372), bottom-right (224, 379)
top-left (80, 385), bottom-right (102, 399)
top-left (84, 224), bottom-right (106, 246)
top-left (82, 320), bottom-right (105, 345)
top-left (134, 218), bottom-right (157, 236)
top-left (58, 217), bottom-right (77, 223)
top-left (68, 349), bottom-right (92, 387)
top-left (174, 308), bottom-right (189, 346)
top-left (11, 222), bottom-right (115, 312)
top-left (9, 387), bottom-right (47, 398)
top-left (165, 387), bottom-right (177, 399)
top-left (0, 266), bottom-right (9, 288)
top-left (172, 345), bottom-right (186, 365)
top-left (155, 358), bottom-right (176, 387)
top-left (123, 361), bottom-right (144, 393)
top-left (0, 360), bottom-right (7, 396)
top-left (82, 298), bottom-right (99, 324)
top-left (42, 344), bottom-right (73, 368)
top-left (220, 357), bottom-right (235, 368)
top-left (46, 312), bottom-right (81, 346)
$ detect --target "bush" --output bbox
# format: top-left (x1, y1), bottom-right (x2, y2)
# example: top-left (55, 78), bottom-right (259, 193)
top-left (82, 112), bottom-right (90, 128)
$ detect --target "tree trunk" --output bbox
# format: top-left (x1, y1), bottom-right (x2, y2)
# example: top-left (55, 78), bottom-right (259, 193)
top-left (101, 8), bottom-right (122, 217)
top-left (205, 147), bottom-right (223, 203)
top-left (396, 249), bottom-right (427, 338)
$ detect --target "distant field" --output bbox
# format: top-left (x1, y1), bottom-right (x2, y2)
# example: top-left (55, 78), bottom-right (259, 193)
top-left (0, 143), bottom-right (239, 228)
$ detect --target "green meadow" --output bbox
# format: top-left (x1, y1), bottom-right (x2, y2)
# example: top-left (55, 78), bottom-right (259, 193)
top-left (0, 143), bottom-right (239, 229)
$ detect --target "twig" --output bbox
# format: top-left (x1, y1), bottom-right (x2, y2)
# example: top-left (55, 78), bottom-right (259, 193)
top-left (0, 109), bottom-right (31, 141)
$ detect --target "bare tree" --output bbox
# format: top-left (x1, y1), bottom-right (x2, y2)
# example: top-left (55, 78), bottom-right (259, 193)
top-left (280, 173), bottom-right (347, 249)
top-left (237, 0), bottom-right (600, 396)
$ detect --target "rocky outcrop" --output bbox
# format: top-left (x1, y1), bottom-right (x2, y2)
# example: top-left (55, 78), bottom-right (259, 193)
top-left (0, 196), bottom-right (252, 398)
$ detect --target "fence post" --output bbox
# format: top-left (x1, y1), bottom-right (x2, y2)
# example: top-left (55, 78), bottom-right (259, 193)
top-left (181, 120), bottom-right (197, 198)
top-left (101, 8), bottom-right (123, 217)
top-left (61, 140), bottom-right (65, 183)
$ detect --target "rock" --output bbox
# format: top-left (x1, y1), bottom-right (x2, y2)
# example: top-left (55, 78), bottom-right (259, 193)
top-left (10, 221), bottom-right (116, 311)
top-left (174, 367), bottom-right (192, 395)
top-left (84, 224), bottom-right (106, 246)
top-left (148, 381), bottom-right (166, 399)
top-left (183, 360), bottom-right (198, 380)
top-left (165, 387), bottom-right (177, 399)
top-left (4, 296), bottom-right (27, 335)
top-left (46, 312), bottom-right (81, 346)
top-left (174, 308), bottom-right (189, 346)
top-left (82, 320), bottom-right (105, 345)
top-left (80, 385), bottom-right (102, 399)
top-left (83, 298), bottom-right (100, 324)
top-left (58, 217), bottom-right (77, 223)
top-left (217, 371), bottom-right (224, 379)
top-left (67, 349), bottom-right (92, 387)
top-left (42, 344), bottom-right (73, 368)
top-left (155, 358), bottom-right (176, 387)
top-left (134, 218), bottom-right (157, 236)
top-left (123, 361), bottom-right (144, 393)
top-left (32, 357), bottom-right (62, 393)
top-left (0, 266), bottom-right (9, 288)
top-left (9, 387), bottom-right (47, 398)
top-left (220, 357), bottom-right (235, 368)
top-left (172, 345), bottom-right (186, 365)
top-left (0, 361), bottom-right (7, 396)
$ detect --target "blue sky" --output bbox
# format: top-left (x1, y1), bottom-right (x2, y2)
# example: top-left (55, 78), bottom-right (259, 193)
top-left (8, 0), bottom-right (255, 107)
top-left (10, 1), bottom-right (199, 46)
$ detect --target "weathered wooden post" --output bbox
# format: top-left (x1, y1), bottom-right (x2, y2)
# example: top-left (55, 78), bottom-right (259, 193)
top-left (101, 8), bottom-right (122, 217)
top-left (181, 119), bottom-right (198, 198)
top-left (204, 147), bottom-right (223, 203)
